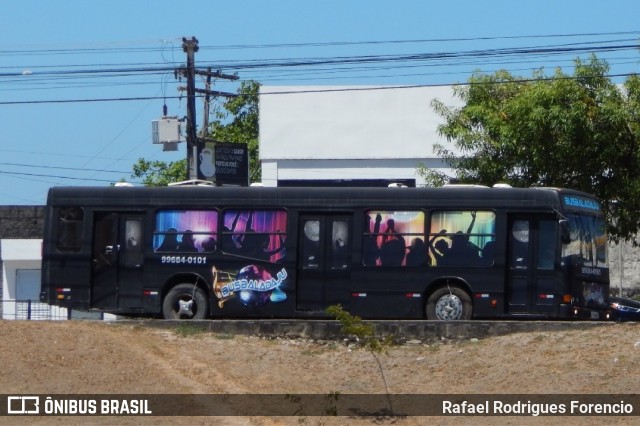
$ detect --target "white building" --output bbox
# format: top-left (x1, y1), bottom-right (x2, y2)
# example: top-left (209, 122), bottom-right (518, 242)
top-left (259, 85), bottom-right (462, 187)
top-left (0, 239), bottom-right (61, 319)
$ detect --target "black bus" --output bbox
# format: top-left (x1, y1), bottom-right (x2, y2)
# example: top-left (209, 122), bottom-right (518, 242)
top-left (40, 184), bottom-right (610, 320)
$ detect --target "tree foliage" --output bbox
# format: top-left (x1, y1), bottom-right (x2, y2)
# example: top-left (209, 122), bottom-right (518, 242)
top-left (429, 56), bottom-right (640, 241)
top-left (131, 158), bottom-right (187, 187)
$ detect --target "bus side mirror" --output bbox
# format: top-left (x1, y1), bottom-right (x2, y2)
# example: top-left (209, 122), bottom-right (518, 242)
top-left (559, 219), bottom-right (570, 244)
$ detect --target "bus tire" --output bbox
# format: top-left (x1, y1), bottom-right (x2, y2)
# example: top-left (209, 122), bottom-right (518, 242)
top-left (162, 284), bottom-right (208, 320)
top-left (426, 286), bottom-right (472, 320)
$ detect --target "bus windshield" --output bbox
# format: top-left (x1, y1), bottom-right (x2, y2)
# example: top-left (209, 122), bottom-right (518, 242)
top-left (562, 213), bottom-right (607, 268)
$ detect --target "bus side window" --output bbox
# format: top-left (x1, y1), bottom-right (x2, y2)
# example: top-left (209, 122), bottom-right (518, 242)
top-left (331, 220), bottom-right (349, 269)
top-left (302, 219), bottom-right (321, 269)
top-left (221, 209), bottom-right (287, 263)
top-left (537, 220), bottom-right (556, 270)
top-left (56, 207), bottom-right (84, 252)
top-left (154, 210), bottom-right (218, 253)
top-left (362, 210), bottom-right (425, 267)
top-left (123, 218), bottom-right (143, 267)
top-left (511, 220), bottom-right (530, 269)
top-left (429, 211), bottom-right (496, 267)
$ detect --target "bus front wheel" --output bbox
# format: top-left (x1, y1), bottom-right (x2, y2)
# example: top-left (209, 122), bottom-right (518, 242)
top-left (162, 284), bottom-right (208, 320)
top-left (426, 286), bottom-right (472, 320)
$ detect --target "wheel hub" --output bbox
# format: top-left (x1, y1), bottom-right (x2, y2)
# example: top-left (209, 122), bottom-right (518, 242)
top-left (177, 299), bottom-right (194, 318)
top-left (435, 294), bottom-right (463, 320)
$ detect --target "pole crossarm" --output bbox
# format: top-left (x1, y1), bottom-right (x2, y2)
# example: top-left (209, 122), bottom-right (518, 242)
top-left (194, 69), bottom-right (239, 81)
top-left (177, 86), bottom-right (238, 98)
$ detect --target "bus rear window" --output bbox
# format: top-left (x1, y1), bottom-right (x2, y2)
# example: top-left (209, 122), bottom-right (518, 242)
top-left (56, 207), bottom-right (84, 252)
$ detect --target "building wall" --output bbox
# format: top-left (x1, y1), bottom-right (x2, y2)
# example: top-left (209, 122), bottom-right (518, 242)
top-left (1, 239), bottom-right (43, 319)
top-left (0, 206), bottom-right (44, 317)
top-left (262, 158), bottom-right (455, 187)
top-left (259, 85), bottom-right (461, 187)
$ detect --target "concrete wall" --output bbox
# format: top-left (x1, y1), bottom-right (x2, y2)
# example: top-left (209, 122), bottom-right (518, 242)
top-left (608, 241), bottom-right (640, 297)
top-left (0, 206), bottom-right (44, 239)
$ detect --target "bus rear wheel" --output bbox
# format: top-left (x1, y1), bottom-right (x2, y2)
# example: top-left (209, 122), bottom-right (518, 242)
top-left (426, 286), bottom-right (472, 320)
top-left (162, 284), bottom-right (208, 320)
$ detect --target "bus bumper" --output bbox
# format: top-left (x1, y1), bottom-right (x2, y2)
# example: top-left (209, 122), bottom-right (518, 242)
top-left (569, 305), bottom-right (611, 320)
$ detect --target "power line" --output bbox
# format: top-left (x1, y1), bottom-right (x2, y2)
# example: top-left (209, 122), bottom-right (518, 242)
top-left (0, 162), bottom-right (130, 174)
top-left (0, 34), bottom-right (636, 106)
top-left (0, 147), bottom-right (146, 161)
top-left (0, 170), bottom-right (136, 183)
top-left (1, 71), bottom-right (637, 106)
top-left (1, 36), bottom-right (637, 79)
top-left (1, 30), bottom-right (637, 53)
top-left (0, 95), bottom-right (178, 105)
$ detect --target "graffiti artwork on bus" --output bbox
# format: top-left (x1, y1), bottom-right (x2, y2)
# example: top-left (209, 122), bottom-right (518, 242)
top-left (212, 265), bottom-right (288, 308)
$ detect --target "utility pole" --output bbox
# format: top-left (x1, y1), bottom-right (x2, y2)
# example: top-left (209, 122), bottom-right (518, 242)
top-left (182, 37), bottom-right (199, 180)
top-left (201, 68), bottom-right (213, 139)
top-left (176, 37), bottom-right (239, 183)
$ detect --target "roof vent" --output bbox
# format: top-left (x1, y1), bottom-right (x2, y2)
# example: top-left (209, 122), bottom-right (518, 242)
top-left (443, 184), bottom-right (489, 188)
top-left (168, 179), bottom-right (215, 187)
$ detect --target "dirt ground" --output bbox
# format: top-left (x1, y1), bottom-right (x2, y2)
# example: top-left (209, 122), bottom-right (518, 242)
top-left (1, 320), bottom-right (639, 426)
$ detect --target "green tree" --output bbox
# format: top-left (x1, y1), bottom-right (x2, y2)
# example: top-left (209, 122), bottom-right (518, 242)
top-left (428, 56), bottom-right (640, 241)
top-left (209, 80), bottom-right (261, 182)
top-left (131, 158), bottom-right (187, 187)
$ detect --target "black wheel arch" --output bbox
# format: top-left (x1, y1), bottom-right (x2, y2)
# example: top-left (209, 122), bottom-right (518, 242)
top-left (424, 276), bottom-right (474, 318)
top-left (424, 276), bottom-right (473, 300)
top-left (161, 273), bottom-right (211, 304)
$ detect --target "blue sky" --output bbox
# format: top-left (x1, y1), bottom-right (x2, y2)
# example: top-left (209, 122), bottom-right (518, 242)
top-left (1, 0), bottom-right (639, 205)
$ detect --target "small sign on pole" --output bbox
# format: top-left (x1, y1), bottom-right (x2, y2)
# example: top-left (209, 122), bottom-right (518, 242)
top-left (214, 142), bottom-right (249, 186)
top-left (198, 141), bottom-right (249, 186)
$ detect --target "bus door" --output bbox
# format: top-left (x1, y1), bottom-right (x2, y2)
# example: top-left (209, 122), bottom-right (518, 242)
top-left (507, 215), bottom-right (558, 315)
top-left (297, 214), bottom-right (352, 310)
top-left (91, 212), bottom-right (145, 310)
